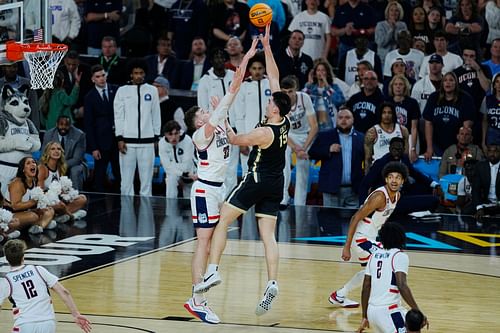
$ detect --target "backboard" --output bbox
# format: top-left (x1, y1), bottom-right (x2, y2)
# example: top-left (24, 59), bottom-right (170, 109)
top-left (0, 0), bottom-right (51, 65)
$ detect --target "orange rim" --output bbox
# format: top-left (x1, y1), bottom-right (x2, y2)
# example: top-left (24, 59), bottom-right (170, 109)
top-left (6, 41), bottom-right (68, 61)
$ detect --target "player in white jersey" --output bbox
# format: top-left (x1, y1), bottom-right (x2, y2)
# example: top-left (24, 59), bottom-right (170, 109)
top-left (182, 39), bottom-right (258, 324)
top-left (280, 75), bottom-right (318, 206)
top-left (358, 222), bottom-right (428, 333)
top-left (0, 240), bottom-right (91, 333)
top-left (329, 161), bottom-right (408, 308)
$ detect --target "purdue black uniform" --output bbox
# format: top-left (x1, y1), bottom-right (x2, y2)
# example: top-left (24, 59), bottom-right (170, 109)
top-left (227, 117), bottom-right (290, 218)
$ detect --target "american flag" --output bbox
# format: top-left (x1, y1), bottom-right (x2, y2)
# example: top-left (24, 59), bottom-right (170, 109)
top-left (33, 28), bottom-right (44, 42)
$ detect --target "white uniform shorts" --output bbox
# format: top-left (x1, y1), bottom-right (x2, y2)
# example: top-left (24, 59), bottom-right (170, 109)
top-left (351, 232), bottom-right (381, 264)
top-left (367, 303), bottom-right (407, 333)
top-left (13, 319), bottom-right (56, 333)
top-left (190, 179), bottom-right (226, 228)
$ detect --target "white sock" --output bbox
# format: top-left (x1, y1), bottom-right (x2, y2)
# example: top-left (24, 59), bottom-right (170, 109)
top-left (207, 264), bottom-right (218, 274)
top-left (337, 270), bottom-right (365, 297)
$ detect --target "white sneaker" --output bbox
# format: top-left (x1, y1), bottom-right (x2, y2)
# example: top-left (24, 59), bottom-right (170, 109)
top-left (45, 220), bottom-right (57, 230)
top-left (72, 210), bottom-right (87, 220)
top-left (193, 271), bottom-right (222, 293)
top-left (55, 214), bottom-right (71, 223)
top-left (7, 230), bottom-right (21, 239)
top-left (183, 297), bottom-right (220, 324)
top-left (255, 281), bottom-right (279, 316)
top-left (28, 225), bottom-right (44, 234)
top-left (328, 291), bottom-right (359, 308)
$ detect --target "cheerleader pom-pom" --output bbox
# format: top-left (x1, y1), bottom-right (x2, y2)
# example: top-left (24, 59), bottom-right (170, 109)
top-left (59, 176), bottom-right (73, 192)
top-left (48, 181), bottom-right (62, 195)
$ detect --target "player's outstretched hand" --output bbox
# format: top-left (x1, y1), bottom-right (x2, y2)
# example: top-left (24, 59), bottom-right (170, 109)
top-left (341, 246), bottom-right (351, 261)
top-left (357, 318), bottom-right (369, 333)
top-left (259, 24), bottom-right (271, 49)
top-left (74, 314), bottom-right (92, 333)
top-left (210, 95), bottom-right (220, 110)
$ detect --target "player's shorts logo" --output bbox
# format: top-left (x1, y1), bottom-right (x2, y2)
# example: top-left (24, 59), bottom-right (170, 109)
top-left (198, 213), bottom-right (208, 223)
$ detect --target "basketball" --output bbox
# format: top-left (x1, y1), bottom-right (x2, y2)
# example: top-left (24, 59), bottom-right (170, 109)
top-left (249, 3), bottom-right (273, 28)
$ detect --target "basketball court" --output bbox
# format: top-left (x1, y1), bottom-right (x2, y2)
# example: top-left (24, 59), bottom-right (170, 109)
top-left (1, 194), bottom-right (499, 332)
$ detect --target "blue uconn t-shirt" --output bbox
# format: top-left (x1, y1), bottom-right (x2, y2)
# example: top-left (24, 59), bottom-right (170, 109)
top-left (423, 91), bottom-right (475, 151)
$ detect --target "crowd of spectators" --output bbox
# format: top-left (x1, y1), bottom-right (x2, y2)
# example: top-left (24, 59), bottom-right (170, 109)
top-left (1, 0), bottom-right (500, 228)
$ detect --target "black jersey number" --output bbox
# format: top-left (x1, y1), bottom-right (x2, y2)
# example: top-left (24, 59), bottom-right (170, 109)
top-left (292, 121), bottom-right (302, 130)
top-left (279, 133), bottom-right (287, 148)
top-left (21, 280), bottom-right (38, 299)
top-left (376, 260), bottom-right (383, 279)
top-left (223, 146), bottom-right (230, 159)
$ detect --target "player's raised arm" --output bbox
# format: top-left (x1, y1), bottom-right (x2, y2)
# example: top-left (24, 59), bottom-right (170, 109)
top-left (260, 24), bottom-right (280, 93)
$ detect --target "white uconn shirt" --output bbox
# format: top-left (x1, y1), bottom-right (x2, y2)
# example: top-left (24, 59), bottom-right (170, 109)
top-left (356, 186), bottom-right (399, 240)
top-left (0, 265), bottom-right (58, 326)
top-left (288, 92), bottom-right (315, 145)
top-left (372, 124), bottom-right (403, 161)
top-left (365, 248), bottom-right (409, 306)
top-left (192, 122), bottom-right (230, 183)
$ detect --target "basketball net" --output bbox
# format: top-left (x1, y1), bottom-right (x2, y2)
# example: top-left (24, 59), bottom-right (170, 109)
top-left (6, 41), bottom-right (68, 90)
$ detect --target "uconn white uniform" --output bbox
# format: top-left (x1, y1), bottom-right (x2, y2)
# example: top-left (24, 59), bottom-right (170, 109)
top-left (283, 92), bottom-right (315, 206)
top-left (0, 265), bottom-right (59, 332)
top-left (352, 186), bottom-right (399, 263)
top-left (344, 49), bottom-right (376, 86)
top-left (365, 249), bottom-right (409, 333)
top-left (372, 124), bottom-right (403, 162)
top-left (190, 122), bottom-right (230, 227)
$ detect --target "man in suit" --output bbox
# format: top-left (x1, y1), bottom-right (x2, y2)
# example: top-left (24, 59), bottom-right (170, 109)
top-left (84, 64), bottom-right (120, 192)
top-left (0, 61), bottom-right (40, 129)
top-left (308, 108), bottom-right (365, 207)
top-left (144, 36), bottom-right (177, 84)
top-left (42, 115), bottom-right (86, 190)
top-left (172, 37), bottom-right (210, 90)
top-left (472, 144), bottom-right (500, 217)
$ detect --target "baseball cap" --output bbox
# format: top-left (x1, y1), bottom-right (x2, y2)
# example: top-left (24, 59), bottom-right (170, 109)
top-left (153, 75), bottom-right (170, 89)
top-left (428, 54), bottom-right (443, 64)
top-left (391, 58), bottom-right (406, 67)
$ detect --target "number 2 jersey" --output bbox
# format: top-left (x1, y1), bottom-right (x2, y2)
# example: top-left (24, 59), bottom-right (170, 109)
top-left (365, 248), bottom-right (409, 306)
top-left (0, 264), bottom-right (58, 325)
top-left (192, 122), bottom-right (230, 183)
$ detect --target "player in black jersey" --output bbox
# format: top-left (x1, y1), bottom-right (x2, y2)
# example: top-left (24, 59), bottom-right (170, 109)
top-left (194, 25), bottom-right (291, 318)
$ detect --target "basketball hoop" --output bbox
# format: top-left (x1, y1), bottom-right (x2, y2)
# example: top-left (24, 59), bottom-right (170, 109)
top-left (6, 41), bottom-right (68, 90)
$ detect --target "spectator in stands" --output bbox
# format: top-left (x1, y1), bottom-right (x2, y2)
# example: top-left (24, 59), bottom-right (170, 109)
top-left (167, 0), bottom-right (208, 59)
top-left (409, 6), bottom-right (432, 54)
top-left (439, 126), bottom-right (484, 177)
top-left (472, 143), bottom-right (500, 216)
top-left (419, 31), bottom-right (463, 78)
top-left (7, 157), bottom-right (56, 234)
top-left (445, 0), bottom-right (483, 55)
top-left (172, 37), bottom-right (211, 91)
top-left (114, 58), bottom-right (161, 196)
top-left (277, 30), bottom-right (314, 89)
top-left (303, 59), bottom-right (345, 132)
top-left (483, 38), bottom-right (500, 76)
top-left (50, 0), bottom-right (81, 46)
top-left (158, 120), bottom-right (196, 199)
top-left (97, 36), bottom-right (128, 86)
top-left (358, 137), bottom-right (441, 213)
top-left (481, 73), bottom-right (500, 150)
top-left (308, 107), bottom-right (364, 207)
top-left (387, 74), bottom-right (421, 162)
top-left (485, 0), bottom-right (500, 46)
top-left (413, 38), bottom-right (428, 55)
top-left (153, 75), bottom-right (175, 126)
top-left (37, 141), bottom-right (87, 222)
top-left (423, 72), bottom-right (475, 159)
top-left (331, 0), bottom-right (377, 64)
top-left (84, 64), bottom-right (120, 192)
top-left (144, 36), bottom-right (177, 84)
top-left (210, 0), bottom-right (250, 49)
top-left (384, 30), bottom-right (425, 82)
top-left (456, 158), bottom-right (477, 214)
top-left (42, 70), bottom-right (81, 130)
top-left (338, 36), bottom-right (383, 86)
top-left (346, 70), bottom-right (385, 133)
top-left (346, 60), bottom-right (375, 99)
top-left (281, 75), bottom-right (318, 206)
top-left (288, 0), bottom-right (331, 61)
top-left (84, 0), bottom-right (121, 56)
top-left (225, 37), bottom-right (245, 73)
top-left (426, 6), bottom-right (444, 44)
top-left (411, 53), bottom-right (444, 111)
top-left (0, 61), bottom-right (39, 129)
top-left (43, 115), bottom-right (87, 191)
top-left (364, 102), bottom-right (409, 173)
top-left (375, 2), bottom-right (408, 67)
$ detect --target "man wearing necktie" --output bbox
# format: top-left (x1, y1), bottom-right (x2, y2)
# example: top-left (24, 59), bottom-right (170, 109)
top-left (84, 64), bottom-right (121, 192)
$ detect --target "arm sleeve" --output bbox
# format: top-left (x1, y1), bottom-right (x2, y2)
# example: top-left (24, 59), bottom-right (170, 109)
top-left (181, 137), bottom-right (195, 173)
top-left (151, 88), bottom-right (162, 137)
top-left (392, 252), bottom-right (409, 274)
top-left (68, 0), bottom-right (82, 39)
top-left (113, 89), bottom-right (125, 139)
top-left (197, 76), bottom-right (210, 112)
top-left (66, 132), bottom-right (86, 168)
